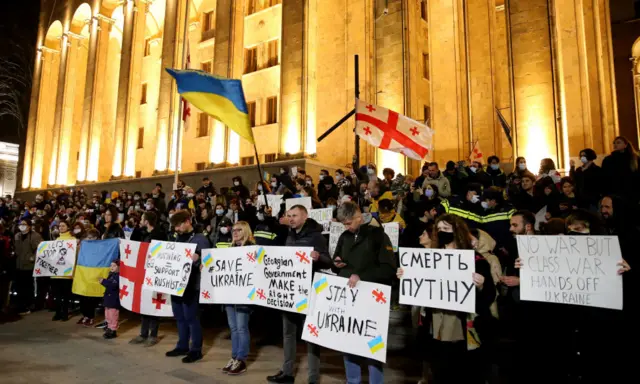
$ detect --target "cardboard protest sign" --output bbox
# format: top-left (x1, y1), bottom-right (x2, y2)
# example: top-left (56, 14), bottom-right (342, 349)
top-left (199, 246), bottom-right (258, 305)
top-left (309, 208), bottom-right (333, 234)
top-left (382, 222), bottom-right (400, 252)
top-left (258, 246), bottom-right (313, 314)
top-left (398, 248), bottom-right (476, 313)
top-left (143, 240), bottom-right (197, 297)
top-left (256, 194), bottom-right (284, 217)
top-left (119, 240), bottom-right (173, 317)
top-left (329, 221), bottom-right (346, 256)
top-left (516, 235), bottom-right (623, 310)
top-left (33, 240), bottom-right (77, 277)
top-left (302, 274), bottom-right (391, 363)
top-left (285, 197), bottom-right (312, 212)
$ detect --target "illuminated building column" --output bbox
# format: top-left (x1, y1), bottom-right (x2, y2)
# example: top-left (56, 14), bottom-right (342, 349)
top-left (212, 0), bottom-right (235, 164)
top-left (508, 0), bottom-right (558, 169)
top-left (84, 16), bottom-right (111, 182)
top-left (112, 0), bottom-right (137, 177)
top-left (280, 0), bottom-right (305, 155)
top-left (48, 33), bottom-right (70, 186)
top-left (22, 48), bottom-right (44, 189)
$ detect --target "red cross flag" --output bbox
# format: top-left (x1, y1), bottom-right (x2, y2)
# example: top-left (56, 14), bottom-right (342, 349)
top-left (355, 99), bottom-right (433, 160)
top-left (119, 240), bottom-right (173, 317)
top-left (469, 141), bottom-right (484, 164)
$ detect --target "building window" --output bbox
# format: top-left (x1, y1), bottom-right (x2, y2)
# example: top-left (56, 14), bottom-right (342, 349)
top-left (202, 10), bottom-right (216, 41)
top-left (247, 101), bottom-right (256, 127)
top-left (422, 53), bottom-right (429, 80)
top-left (137, 127), bottom-right (144, 149)
top-left (197, 114), bottom-right (209, 137)
top-left (266, 96), bottom-right (277, 124)
top-left (244, 47), bottom-right (258, 74)
top-left (201, 61), bottom-right (212, 73)
top-left (267, 40), bottom-right (279, 68)
top-left (264, 153), bottom-right (277, 163)
top-left (196, 162), bottom-right (206, 171)
top-left (241, 156), bottom-right (255, 166)
top-left (423, 105), bottom-right (431, 124)
top-left (421, 0), bottom-right (428, 21)
top-left (144, 38), bottom-right (152, 56)
top-left (140, 83), bottom-right (147, 105)
top-left (135, 171), bottom-right (142, 178)
top-left (246, 0), bottom-right (281, 16)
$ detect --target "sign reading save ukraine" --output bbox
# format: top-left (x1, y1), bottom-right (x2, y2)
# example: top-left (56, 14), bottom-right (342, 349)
top-left (142, 240), bottom-right (197, 297)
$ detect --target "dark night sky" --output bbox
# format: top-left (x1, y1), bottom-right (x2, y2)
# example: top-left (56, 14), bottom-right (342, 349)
top-left (0, 0), bottom-right (40, 146)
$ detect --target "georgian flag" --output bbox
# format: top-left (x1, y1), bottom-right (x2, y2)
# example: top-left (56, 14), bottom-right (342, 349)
top-left (355, 99), bottom-right (433, 160)
top-left (469, 141), bottom-right (484, 164)
top-left (119, 240), bottom-right (172, 317)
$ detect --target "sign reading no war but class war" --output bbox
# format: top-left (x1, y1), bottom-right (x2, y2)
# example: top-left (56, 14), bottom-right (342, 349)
top-left (199, 246), bottom-right (258, 305)
top-left (302, 274), bottom-right (391, 363)
top-left (399, 248), bottom-right (476, 313)
top-left (143, 240), bottom-right (197, 297)
top-left (33, 240), bottom-right (78, 277)
top-left (516, 235), bottom-right (623, 310)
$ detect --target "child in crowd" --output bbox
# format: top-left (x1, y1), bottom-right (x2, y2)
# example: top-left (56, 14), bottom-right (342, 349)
top-left (100, 260), bottom-right (120, 339)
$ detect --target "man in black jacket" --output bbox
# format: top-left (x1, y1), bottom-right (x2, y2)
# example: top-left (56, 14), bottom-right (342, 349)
top-left (129, 212), bottom-right (168, 347)
top-left (267, 205), bottom-right (332, 384)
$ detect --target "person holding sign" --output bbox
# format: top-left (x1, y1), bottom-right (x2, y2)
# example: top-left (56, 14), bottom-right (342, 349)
top-left (50, 220), bottom-right (75, 321)
top-left (267, 205), bottom-right (331, 384)
top-left (331, 201), bottom-right (396, 384)
top-left (14, 219), bottom-right (43, 315)
top-left (398, 214), bottom-right (495, 384)
top-left (165, 210), bottom-right (210, 364)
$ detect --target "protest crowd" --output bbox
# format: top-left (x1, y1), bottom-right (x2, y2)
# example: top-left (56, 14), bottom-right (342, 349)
top-left (0, 135), bottom-right (638, 384)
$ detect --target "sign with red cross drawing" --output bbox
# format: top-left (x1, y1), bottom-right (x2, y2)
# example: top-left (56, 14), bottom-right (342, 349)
top-left (119, 239), bottom-right (173, 317)
top-left (355, 99), bottom-right (433, 161)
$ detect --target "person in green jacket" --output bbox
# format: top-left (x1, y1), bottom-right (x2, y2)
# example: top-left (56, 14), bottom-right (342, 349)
top-left (332, 201), bottom-right (396, 384)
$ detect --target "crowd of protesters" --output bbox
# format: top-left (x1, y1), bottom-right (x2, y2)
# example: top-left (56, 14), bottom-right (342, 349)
top-left (0, 135), bottom-right (638, 383)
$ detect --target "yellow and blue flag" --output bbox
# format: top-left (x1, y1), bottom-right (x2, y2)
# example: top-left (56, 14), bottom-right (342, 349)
top-left (72, 238), bottom-right (120, 297)
top-left (166, 69), bottom-right (255, 144)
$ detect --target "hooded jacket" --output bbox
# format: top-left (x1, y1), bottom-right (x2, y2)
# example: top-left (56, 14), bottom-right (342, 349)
top-left (285, 218), bottom-right (332, 273)
top-left (15, 230), bottom-right (43, 271)
top-left (421, 171), bottom-right (452, 197)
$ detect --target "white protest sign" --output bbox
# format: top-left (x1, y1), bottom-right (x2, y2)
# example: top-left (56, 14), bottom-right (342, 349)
top-left (143, 240), bottom-right (198, 297)
top-left (516, 235), bottom-right (623, 310)
top-left (302, 274), bottom-right (391, 363)
top-left (33, 240), bottom-right (78, 277)
top-left (285, 196), bottom-right (312, 212)
top-left (398, 248), bottom-right (476, 313)
top-left (309, 208), bottom-right (333, 234)
top-left (382, 222), bottom-right (400, 252)
top-left (329, 221), bottom-right (346, 256)
top-left (199, 246), bottom-right (257, 305)
top-left (256, 194), bottom-right (284, 217)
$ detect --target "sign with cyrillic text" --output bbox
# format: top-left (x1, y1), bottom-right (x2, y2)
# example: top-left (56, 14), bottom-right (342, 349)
top-left (309, 208), bottom-right (333, 234)
top-left (199, 246), bottom-right (313, 314)
top-left (143, 241), bottom-right (197, 297)
top-left (382, 222), bottom-right (400, 252)
top-left (516, 235), bottom-right (623, 310)
top-left (398, 248), bottom-right (476, 313)
top-left (33, 240), bottom-right (77, 277)
top-left (302, 274), bottom-right (391, 363)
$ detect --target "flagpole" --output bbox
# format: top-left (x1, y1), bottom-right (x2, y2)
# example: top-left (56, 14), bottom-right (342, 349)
top-left (174, 0), bottom-right (189, 191)
top-left (354, 54), bottom-right (360, 167)
top-left (252, 142), bottom-right (269, 210)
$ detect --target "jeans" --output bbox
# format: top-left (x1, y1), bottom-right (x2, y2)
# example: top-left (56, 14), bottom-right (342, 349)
top-left (104, 308), bottom-right (119, 331)
top-left (172, 295), bottom-right (202, 353)
top-left (225, 305), bottom-right (251, 361)
top-left (140, 315), bottom-right (159, 338)
top-left (343, 354), bottom-right (384, 384)
top-left (15, 270), bottom-right (34, 312)
top-left (51, 279), bottom-right (72, 317)
top-left (80, 297), bottom-right (97, 319)
top-left (282, 312), bottom-right (321, 382)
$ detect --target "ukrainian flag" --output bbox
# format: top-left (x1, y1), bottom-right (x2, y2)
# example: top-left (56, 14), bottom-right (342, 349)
top-left (296, 298), bottom-right (308, 313)
top-left (368, 335), bottom-right (386, 354)
top-left (72, 238), bottom-right (120, 297)
top-left (314, 276), bottom-right (328, 294)
top-left (166, 69), bottom-right (255, 144)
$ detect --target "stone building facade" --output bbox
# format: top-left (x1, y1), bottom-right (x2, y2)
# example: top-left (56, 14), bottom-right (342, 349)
top-left (18, 0), bottom-right (640, 191)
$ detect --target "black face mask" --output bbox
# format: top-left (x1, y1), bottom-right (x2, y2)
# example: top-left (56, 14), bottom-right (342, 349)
top-left (437, 231), bottom-right (455, 246)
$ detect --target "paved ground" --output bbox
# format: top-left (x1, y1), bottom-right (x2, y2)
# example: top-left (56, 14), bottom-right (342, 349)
top-left (0, 310), bottom-right (422, 384)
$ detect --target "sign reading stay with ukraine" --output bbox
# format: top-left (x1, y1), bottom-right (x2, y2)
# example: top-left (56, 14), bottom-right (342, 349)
top-left (199, 246), bottom-right (313, 314)
top-left (143, 240), bottom-right (197, 297)
top-left (33, 240), bottom-right (78, 277)
top-left (302, 274), bottom-right (391, 363)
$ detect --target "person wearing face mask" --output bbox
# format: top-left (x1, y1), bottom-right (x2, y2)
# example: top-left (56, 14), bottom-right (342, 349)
top-left (466, 160), bottom-right (492, 189)
top-left (208, 204), bottom-right (228, 245)
top-left (318, 175), bottom-right (339, 205)
top-left (421, 162), bottom-right (452, 198)
top-left (231, 176), bottom-right (251, 200)
top-left (214, 217), bottom-right (234, 248)
top-left (254, 181), bottom-right (271, 197)
top-left (569, 148), bottom-right (603, 210)
top-left (14, 219), bottom-right (43, 315)
top-left (485, 156), bottom-right (506, 189)
top-left (51, 220), bottom-right (75, 321)
top-left (440, 183), bottom-right (484, 225)
top-left (151, 186), bottom-right (167, 214)
top-left (270, 177), bottom-right (284, 195)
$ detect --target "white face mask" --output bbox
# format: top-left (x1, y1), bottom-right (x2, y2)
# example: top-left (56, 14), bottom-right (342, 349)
top-left (220, 227), bottom-right (229, 235)
top-left (187, 193), bottom-right (194, 198)
top-left (335, 175), bottom-right (342, 181)
top-left (73, 228), bottom-right (82, 234)
top-left (367, 168), bottom-right (375, 175)
top-left (319, 175), bottom-right (325, 181)
top-left (580, 156), bottom-right (588, 164)
top-left (257, 185), bottom-right (263, 191)
top-left (306, 180), bottom-right (312, 186)
top-left (469, 166), bottom-right (478, 173)
top-left (490, 164), bottom-right (499, 170)
top-left (271, 182), bottom-right (277, 188)
top-left (19, 225), bottom-right (28, 232)
top-left (327, 205), bottom-right (336, 210)
top-left (481, 201), bottom-right (490, 210)
top-left (518, 163), bottom-right (526, 171)
top-left (471, 195), bottom-right (480, 204)
top-left (134, 196), bottom-right (140, 201)
top-left (234, 181), bottom-right (240, 186)
top-left (257, 213), bottom-right (265, 221)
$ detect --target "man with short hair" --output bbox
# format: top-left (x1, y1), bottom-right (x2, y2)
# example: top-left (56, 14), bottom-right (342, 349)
top-left (197, 177), bottom-right (216, 197)
top-left (421, 162), bottom-right (451, 197)
top-left (332, 202), bottom-right (395, 384)
top-left (165, 210), bottom-right (211, 363)
top-left (486, 155), bottom-right (507, 188)
top-left (267, 205), bottom-right (332, 384)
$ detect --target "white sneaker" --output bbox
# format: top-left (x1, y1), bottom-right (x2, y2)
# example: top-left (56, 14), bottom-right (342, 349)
top-left (222, 358), bottom-right (235, 373)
